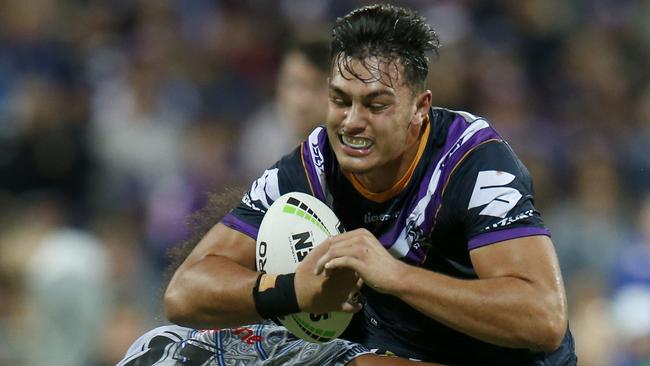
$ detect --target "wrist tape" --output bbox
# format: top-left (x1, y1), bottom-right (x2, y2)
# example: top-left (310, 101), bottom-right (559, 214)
top-left (252, 273), bottom-right (300, 319)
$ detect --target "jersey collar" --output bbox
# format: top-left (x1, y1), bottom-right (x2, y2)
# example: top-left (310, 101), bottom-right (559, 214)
top-left (343, 115), bottom-right (431, 203)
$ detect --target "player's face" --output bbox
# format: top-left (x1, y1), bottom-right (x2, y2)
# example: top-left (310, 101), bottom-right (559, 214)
top-left (326, 56), bottom-right (430, 190)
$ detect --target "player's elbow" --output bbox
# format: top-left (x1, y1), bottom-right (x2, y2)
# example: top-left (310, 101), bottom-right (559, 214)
top-left (163, 286), bottom-right (184, 323)
top-left (528, 299), bottom-right (568, 352)
top-left (530, 316), bottom-right (567, 352)
top-left (163, 282), bottom-right (196, 327)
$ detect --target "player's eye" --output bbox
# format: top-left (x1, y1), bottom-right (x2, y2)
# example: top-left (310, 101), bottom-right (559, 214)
top-left (368, 103), bottom-right (388, 112)
top-left (330, 96), bottom-right (349, 106)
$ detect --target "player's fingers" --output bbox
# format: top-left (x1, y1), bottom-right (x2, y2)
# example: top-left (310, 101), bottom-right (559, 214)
top-left (314, 252), bottom-right (331, 275)
top-left (328, 229), bottom-right (363, 241)
top-left (314, 238), bottom-right (357, 274)
top-left (348, 292), bottom-right (359, 303)
top-left (355, 277), bottom-right (364, 290)
top-left (341, 300), bottom-right (363, 313)
top-left (346, 289), bottom-right (361, 305)
top-left (300, 239), bottom-right (332, 271)
top-left (324, 256), bottom-right (364, 273)
top-left (333, 227), bottom-right (373, 238)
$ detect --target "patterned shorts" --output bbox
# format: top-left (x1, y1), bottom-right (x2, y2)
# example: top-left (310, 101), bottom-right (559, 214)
top-left (116, 320), bottom-right (371, 366)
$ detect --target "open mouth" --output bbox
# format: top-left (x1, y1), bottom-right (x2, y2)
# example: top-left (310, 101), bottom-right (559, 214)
top-left (340, 134), bottom-right (374, 149)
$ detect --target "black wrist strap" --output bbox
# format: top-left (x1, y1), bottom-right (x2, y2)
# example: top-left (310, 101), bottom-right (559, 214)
top-left (252, 273), bottom-right (300, 319)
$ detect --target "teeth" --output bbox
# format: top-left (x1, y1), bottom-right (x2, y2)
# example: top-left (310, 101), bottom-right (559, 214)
top-left (342, 135), bottom-right (372, 149)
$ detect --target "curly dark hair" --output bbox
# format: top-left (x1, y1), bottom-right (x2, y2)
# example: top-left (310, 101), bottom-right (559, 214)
top-left (161, 186), bottom-right (247, 296)
top-left (330, 4), bottom-right (440, 91)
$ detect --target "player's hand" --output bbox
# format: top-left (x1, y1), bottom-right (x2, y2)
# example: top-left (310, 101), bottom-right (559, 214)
top-left (314, 228), bottom-right (407, 295)
top-left (294, 241), bottom-right (363, 314)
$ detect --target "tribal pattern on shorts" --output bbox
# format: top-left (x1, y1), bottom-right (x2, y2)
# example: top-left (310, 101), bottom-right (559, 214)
top-left (116, 320), bottom-right (370, 366)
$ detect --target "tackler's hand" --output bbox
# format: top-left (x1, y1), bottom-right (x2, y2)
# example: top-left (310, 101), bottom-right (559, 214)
top-left (315, 229), bottom-right (407, 295)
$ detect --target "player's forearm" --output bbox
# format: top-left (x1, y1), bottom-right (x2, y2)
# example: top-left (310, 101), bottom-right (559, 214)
top-left (164, 254), bottom-right (262, 329)
top-left (390, 264), bottom-right (567, 352)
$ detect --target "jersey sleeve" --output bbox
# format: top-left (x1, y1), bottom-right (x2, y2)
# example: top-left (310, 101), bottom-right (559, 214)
top-left (441, 140), bottom-right (550, 250)
top-left (221, 144), bottom-right (313, 239)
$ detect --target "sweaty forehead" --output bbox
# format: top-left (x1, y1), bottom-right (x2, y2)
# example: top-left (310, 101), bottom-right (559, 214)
top-left (330, 54), bottom-right (406, 91)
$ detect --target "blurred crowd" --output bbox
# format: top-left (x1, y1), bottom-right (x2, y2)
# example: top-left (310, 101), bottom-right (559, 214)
top-left (0, 0), bottom-right (649, 365)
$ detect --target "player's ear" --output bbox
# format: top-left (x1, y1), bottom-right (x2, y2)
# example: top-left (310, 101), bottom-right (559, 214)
top-left (415, 90), bottom-right (432, 119)
top-left (408, 90), bottom-right (431, 132)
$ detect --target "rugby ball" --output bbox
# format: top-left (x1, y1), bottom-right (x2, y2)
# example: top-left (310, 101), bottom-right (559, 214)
top-left (256, 192), bottom-right (353, 343)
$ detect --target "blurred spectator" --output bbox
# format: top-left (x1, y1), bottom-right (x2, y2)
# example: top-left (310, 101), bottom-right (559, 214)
top-left (0, 0), bottom-right (93, 221)
top-left (546, 139), bottom-right (632, 284)
top-left (620, 81), bottom-right (650, 196)
top-left (24, 227), bottom-right (110, 366)
top-left (238, 36), bottom-right (330, 180)
top-left (609, 192), bottom-right (650, 366)
top-left (0, 198), bottom-right (110, 366)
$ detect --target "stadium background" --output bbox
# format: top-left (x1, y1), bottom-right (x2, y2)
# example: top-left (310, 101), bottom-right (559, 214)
top-left (1, 0), bottom-right (649, 365)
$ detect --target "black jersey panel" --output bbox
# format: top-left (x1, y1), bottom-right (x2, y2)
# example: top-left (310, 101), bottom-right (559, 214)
top-left (436, 140), bottom-right (549, 250)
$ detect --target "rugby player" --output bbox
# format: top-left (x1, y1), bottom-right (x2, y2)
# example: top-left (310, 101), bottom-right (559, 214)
top-left (121, 4), bottom-right (577, 365)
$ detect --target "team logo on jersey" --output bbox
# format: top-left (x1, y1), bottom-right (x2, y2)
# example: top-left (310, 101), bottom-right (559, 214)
top-left (468, 170), bottom-right (522, 218)
top-left (311, 141), bottom-right (324, 169)
top-left (405, 219), bottom-right (429, 252)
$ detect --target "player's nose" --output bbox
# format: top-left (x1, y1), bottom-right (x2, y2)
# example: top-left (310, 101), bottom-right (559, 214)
top-left (340, 104), bottom-right (369, 134)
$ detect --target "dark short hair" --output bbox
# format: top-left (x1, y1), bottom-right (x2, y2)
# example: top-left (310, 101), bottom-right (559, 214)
top-left (330, 4), bottom-right (440, 91)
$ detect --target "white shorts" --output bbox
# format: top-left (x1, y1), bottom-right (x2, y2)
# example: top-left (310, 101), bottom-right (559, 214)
top-left (116, 320), bottom-right (371, 366)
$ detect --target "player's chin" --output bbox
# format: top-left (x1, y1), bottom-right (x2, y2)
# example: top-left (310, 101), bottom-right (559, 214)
top-left (338, 158), bottom-right (375, 175)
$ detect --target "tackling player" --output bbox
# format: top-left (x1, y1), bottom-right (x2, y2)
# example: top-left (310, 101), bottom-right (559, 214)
top-left (154, 4), bottom-right (576, 365)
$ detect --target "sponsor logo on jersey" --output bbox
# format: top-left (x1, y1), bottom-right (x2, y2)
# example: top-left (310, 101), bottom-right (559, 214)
top-left (363, 211), bottom-right (400, 225)
top-left (484, 209), bottom-right (534, 230)
top-left (468, 170), bottom-right (522, 218)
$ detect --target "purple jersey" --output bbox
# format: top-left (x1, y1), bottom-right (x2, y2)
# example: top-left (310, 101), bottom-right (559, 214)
top-left (223, 108), bottom-right (576, 365)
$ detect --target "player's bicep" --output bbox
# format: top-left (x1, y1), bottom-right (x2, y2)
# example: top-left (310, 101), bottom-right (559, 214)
top-left (182, 223), bottom-right (256, 270)
top-left (470, 235), bottom-right (565, 293)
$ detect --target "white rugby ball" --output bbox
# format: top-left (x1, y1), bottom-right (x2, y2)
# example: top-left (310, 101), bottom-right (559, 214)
top-left (256, 192), bottom-right (352, 343)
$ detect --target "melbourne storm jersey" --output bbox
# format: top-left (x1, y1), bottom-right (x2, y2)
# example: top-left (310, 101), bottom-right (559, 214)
top-left (222, 108), bottom-right (576, 365)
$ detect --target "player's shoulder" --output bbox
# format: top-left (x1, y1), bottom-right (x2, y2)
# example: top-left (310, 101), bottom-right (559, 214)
top-left (430, 107), bottom-right (516, 156)
top-left (432, 107), bottom-right (485, 122)
top-left (434, 108), bottom-right (533, 200)
top-left (430, 107), bottom-right (491, 128)
top-left (427, 107), bottom-right (504, 148)
top-left (450, 139), bottom-right (531, 189)
top-left (242, 126), bottom-right (330, 211)
top-left (466, 138), bottom-right (521, 166)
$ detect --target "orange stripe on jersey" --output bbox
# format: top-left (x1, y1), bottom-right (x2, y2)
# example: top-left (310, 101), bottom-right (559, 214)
top-left (300, 142), bottom-right (317, 197)
top-left (343, 119), bottom-right (431, 203)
